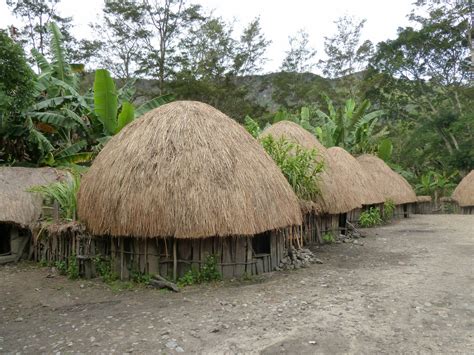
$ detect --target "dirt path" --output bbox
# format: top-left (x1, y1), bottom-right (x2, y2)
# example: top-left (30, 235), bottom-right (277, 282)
top-left (1, 215), bottom-right (473, 354)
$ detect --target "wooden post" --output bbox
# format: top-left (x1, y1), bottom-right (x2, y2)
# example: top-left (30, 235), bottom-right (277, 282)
top-left (120, 238), bottom-right (124, 280)
top-left (173, 238), bottom-right (177, 282)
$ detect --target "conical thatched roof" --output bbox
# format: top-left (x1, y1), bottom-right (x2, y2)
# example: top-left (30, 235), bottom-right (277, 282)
top-left (327, 147), bottom-right (385, 206)
top-left (0, 167), bottom-right (66, 227)
top-left (260, 121), bottom-right (361, 214)
top-left (452, 170), bottom-right (474, 207)
top-left (77, 101), bottom-right (302, 239)
top-left (356, 154), bottom-right (417, 205)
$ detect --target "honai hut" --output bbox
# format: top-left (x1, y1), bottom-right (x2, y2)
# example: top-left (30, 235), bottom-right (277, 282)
top-left (77, 101), bottom-right (302, 280)
top-left (452, 170), bottom-right (474, 214)
top-left (327, 147), bottom-right (385, 221)
top-left (357, 154), bottom-right (417, 218)
top-left (0, 167), bottom-right (66, 264)
top-left (260, 121), bottom-right (361, 244)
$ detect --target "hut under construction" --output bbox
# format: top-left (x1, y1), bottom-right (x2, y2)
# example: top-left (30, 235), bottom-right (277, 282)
top-left (75, 101), bottom-right (302, 280)
top-left (357, 154), bottom-right (417, 218)
top-left (452, 170), bottom-right (474, 214)
top-left (0, 167), bottom-right (66, 264)
top-left (327, 147), bottom-right (385, 221)
top-left (415, 196), bottom-right (433, 214)
top-left (260, 121), bottom-right (362, 244)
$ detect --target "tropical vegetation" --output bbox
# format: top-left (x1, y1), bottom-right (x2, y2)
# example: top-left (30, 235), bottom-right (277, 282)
top-left (1, 0), bottom-right (472, 194)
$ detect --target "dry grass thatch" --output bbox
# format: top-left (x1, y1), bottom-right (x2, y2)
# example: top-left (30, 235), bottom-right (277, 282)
top-left (327, 147), bottom-right (385, 206)
top-left (416, 196), bottom-right (432, 202)
top-left (356, 154), bottom-right (417, 205)
top-left (0, 167), bottom-right (67, 227)
top-left (260, 121), bottom-right (362, 214)
top-left (77, 101), bottom-right (302, 239)
top-left (452, 170), bottom-right (474, 207)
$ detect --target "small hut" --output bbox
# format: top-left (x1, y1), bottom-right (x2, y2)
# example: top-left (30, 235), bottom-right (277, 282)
top-left (327, 147), bottom-right (385, 222)
top-left (77, 101), bottom-right (302, 280)
top-left (415, 196), bottom-right (433, 214)
top-left (260, 121), bottom-right (362, 244)
top-left (452, 170), bottom-right (474, 214)
top-left (0, 167), bottom-right (66, 264)
top-left (357, 154), bottom-right (417, 218)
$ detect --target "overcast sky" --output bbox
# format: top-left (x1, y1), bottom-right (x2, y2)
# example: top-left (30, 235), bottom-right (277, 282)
top-left (0, 0), bottom-right (415, 73)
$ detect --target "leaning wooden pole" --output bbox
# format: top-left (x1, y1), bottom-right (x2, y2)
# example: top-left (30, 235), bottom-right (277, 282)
top-left (173, 238), bottom-right (177, 282)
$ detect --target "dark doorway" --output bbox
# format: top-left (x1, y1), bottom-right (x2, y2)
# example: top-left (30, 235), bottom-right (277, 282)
top-left (252, 232), bottom-right (271, 255)
top-left (339, 213), bottom-right (347, 235)
top-left (403, 204), bottom-right (408, 218)
top-left (0, 224), bottom-right (11, 255)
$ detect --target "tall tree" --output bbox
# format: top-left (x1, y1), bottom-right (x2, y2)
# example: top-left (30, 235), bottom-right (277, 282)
top-left (368, 0), bottom-right (473, 175)
top-left (86, 0), bottom-right (149, 79)
top-left (233, 17), bottom-right (271, 76)
top-left (140, 0), bottom-right (204, 93)
top-left (6, 0), bottom-right (74, 58)
top-left (319, 16), bottom-right (373, 97)
top-left (280, 29), bottom-right (316, 73)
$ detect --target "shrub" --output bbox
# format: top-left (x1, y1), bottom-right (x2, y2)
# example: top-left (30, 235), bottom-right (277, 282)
top-left (382, 199), bottom-right (395, 222)
top-left (67, 253), bottom-right (79, 280)
top-left (177, 255), bottom-right (221, 287)
top-left (260, 135), bottom-right (324, 201)
top-left (359, 207), bottom-right (383, 227)
top-left (322, 232), bottom-right (335, 243)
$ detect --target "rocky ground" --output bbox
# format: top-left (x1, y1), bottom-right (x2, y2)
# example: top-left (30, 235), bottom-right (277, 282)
top-left (1, 214), bottom-right (473, 354)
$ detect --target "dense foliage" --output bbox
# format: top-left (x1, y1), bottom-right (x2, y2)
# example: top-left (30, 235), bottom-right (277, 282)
top-left (1, 0), bottom-right (472, 193)
top-left (259, 135), bottom-right (324, 201)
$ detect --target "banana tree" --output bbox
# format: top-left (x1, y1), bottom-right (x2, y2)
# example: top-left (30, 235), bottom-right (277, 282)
top-left (26, 22), bottom-right (93, 166)
top-left (315, 96), bottom-right (388, 153)
top-left (93, 69), bottom-right (172, 136)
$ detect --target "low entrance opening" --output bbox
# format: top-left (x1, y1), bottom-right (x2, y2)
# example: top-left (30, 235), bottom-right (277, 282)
top-left (403, 204), bottom-right (408, 218)
top-left (0, 224), bottom-right (11, 255)
top-left (252, 232), bottom-right (271, 255)
top-left (339, 213), bottom-right (347, 235)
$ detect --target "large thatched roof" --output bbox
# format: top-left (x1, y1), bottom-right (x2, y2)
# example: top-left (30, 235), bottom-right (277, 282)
top-left (452, 170), bottom-right (474, 207)
top-left (0, 167), bottom-right (66, 227)
top-left (327, 147), bottom-right (385, 206)
top-left (260, 121), bottom-right (361, 214)
top-left (77, 101), bottom-right (302, 239)
top-left (356, 154), bottom-right (417, 205)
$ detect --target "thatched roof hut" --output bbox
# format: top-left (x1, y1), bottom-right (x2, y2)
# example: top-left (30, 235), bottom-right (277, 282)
top-left (0, 167), bottom-right (66, 227)
top-left (356, 154), bottom-right (417, 205)
top-left (260, 121), bottom-right (361, 214)
top-left (327, 147), bottom-right (385, 206)
top-left (77, 101), bottom-right (302, 238)
top-left (452, 170), bottom-right (474, 207)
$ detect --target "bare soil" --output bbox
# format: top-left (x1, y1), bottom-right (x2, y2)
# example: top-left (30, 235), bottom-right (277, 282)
top-left (1, 215), bottom-right (473, 354)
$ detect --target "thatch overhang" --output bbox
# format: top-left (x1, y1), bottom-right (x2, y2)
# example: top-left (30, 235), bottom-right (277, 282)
top-left (260, 121), bottom-right (362, 214)
top-left (452, 170), bottom-right (474, 207)
top-left (356, 154), bottom-right (417, 205)
top-left (416, 196), bottom-right (432, 203)
top-left (77, 101), bottom-right (302, 239)
top-left (0, 167), bottom-right (67, 228)
top-left (327, 147), bottom-right (385, 206)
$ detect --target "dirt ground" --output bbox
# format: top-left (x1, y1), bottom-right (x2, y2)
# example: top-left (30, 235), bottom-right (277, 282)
top-left (1, 214), bottom-right (473, 354)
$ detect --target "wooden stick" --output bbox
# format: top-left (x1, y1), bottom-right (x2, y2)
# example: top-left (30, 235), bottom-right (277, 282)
top-left (173, 238), bottom-right (177, 282)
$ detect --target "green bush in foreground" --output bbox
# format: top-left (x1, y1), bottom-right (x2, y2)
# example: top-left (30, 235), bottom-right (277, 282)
top-left (359, 207), bottom-right (383, 228)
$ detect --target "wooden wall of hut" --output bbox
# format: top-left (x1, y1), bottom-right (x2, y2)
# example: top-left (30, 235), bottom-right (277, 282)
top-left (33, 224), bottom-right (296, 280)
top-left (460, 206), bottom-right (474, 215)
top-left (415, 201), bottom-right (433, 214)
top-left (393, 203), bottom-right (412, 219)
